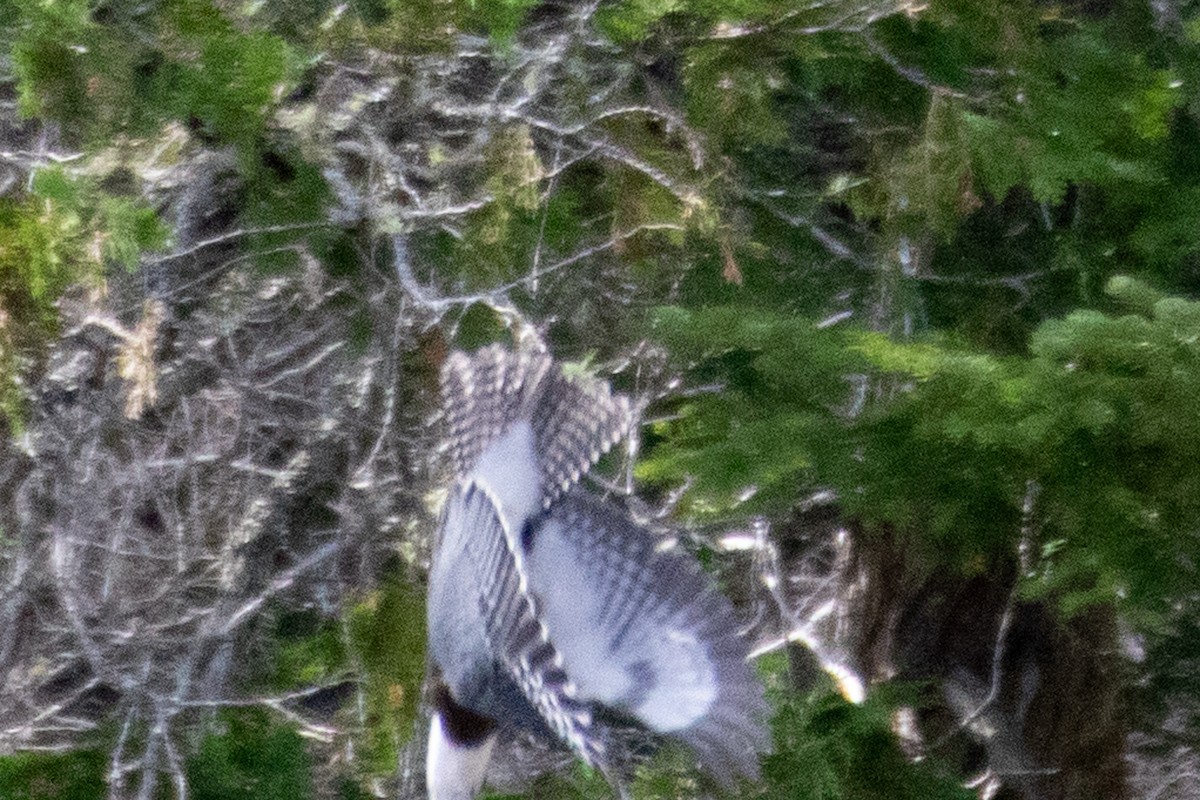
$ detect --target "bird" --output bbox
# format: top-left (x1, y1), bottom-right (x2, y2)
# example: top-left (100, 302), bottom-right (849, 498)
top-left (425, 345), bottom-right (771, 799)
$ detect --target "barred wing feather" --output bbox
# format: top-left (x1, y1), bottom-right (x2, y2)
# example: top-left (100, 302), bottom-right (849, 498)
top-left (523, 492), bottom-right (771, 785)
top-left (451, 481), bottom-right (609, 770)
top-left (441, 346), bottom-right (631, 508)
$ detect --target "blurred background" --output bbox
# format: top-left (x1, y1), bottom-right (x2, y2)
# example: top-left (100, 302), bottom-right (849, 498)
top-left (0, 1), bottom-right (1198, 797)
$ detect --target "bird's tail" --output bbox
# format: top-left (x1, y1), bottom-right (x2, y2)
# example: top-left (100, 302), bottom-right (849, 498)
top-left (440, 345), bottom-right (631, 508)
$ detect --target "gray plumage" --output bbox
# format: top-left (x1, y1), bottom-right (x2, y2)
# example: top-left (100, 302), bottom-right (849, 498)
top-left (439, 346), bottom-right (631, 511)
top-left (426, 345), bottom-right (770, 798)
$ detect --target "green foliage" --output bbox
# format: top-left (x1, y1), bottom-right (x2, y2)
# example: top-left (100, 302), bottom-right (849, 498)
top-left (241, 150), bottom-right (334, 269)
top-left (0, 748), bottom-right (106, 800)
top-left (8, 0), bottom-right (1200, 793)
top-left (763, 688), bottom-right (972, 800)
top-left (481, 764), bottom-right (615, 800)
top-left (455, 302), bottom-right (513, 351)
top-left (0, 195), bottom-right (75, 330)
top-left (855, 278), bottom-right (1200, 616)
top-left (463, 0), bottom-right (540, 41)
top-left (346, 571), bottom-right (426, 774)
top-left (0, 162), bottom-right (165, 431)
top-left (159, 3), bottom-right (294, 147)
top-left (258, 610), bottom-right (348, 691)
top-left (307, 0), bottom-right (537, 51)
top-left (9, 0), bottom-right (103, 132)
top-left (840, 2), bottom-right (1180, 210)
top-left (599, 0), bottom-right (842, 44)
top-left (971, 27), bottom-right (1175, 205)
top-left (188, 709), bottom-right (313, 800)
top-left (0, 166), bottom-right (166, 331)
top-left (33, 167), bottom-right (168, 269)
top-left (639, 305), bottom-right (861, 514)
top-left (593, 0), bottom-right (1200, 349)
top-left (648, 277), bottom-right (1200, 620)
top-left (10, 0), bottom-right (295, 148)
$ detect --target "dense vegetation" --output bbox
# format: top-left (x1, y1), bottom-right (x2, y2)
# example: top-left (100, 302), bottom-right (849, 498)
top-left (1, 0), bottom-right (1198, 797)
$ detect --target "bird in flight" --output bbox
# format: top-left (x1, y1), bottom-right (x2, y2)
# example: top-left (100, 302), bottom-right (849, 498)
top-left (425, 345), bottom-right (770, 799)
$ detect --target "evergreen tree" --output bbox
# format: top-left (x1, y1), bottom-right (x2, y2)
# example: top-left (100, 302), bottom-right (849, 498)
top-left (0, 0), bottom-right (1198, 797)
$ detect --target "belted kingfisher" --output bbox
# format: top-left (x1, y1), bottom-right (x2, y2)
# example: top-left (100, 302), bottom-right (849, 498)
top-left (425, 346), bottom-right (770, 798)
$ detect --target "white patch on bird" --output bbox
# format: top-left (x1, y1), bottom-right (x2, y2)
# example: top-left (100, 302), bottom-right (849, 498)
top-left (524, 519), bottom-right (633, 705)
top-left (470, 422), bottom-right (541, 541)
top-left (524, 516), bottom-right (718, 734)
top-left (633, 629), bottom-right (717, 732)
top-left (426, 713), bottom-right (496, 800)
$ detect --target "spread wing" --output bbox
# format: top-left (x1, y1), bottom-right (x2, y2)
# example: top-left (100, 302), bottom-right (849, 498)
top-left (431, 345), bottom-right (768, 790)
top-left (449, 481), bottom-right (611, 770)
top-left (440, 346), bottom-right (631, 509)
top-left (523, 492), bottom-right (771, 785)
